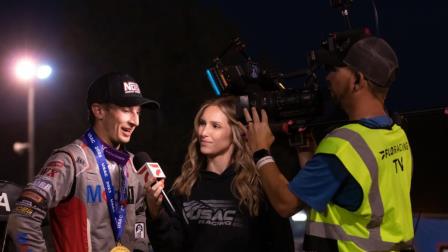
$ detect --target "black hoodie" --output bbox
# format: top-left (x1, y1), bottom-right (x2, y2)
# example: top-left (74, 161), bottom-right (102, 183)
top-left (148, 165), bottom-right (294, 252)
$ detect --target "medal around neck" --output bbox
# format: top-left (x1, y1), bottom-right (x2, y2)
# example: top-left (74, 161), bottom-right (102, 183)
top-left (111, 243), bottom-right (130, 252)
top-left (85, 129), bottom-right (129, 248)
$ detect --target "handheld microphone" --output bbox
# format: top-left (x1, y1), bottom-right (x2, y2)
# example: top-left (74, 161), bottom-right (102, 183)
top-left (133, 152), bottom-right (176, 214)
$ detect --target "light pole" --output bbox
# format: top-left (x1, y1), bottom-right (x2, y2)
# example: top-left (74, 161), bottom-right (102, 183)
top-left (14, 58), bottom-right (52, 182)
top-left (27, 76), bottom-right (35, 183)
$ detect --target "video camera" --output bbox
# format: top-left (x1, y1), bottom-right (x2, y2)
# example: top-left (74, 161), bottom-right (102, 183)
top-left (205, 0), bottom-right (372, 144)
top-left (205, 37), bottom-right (322, 124)
top-left (205, 30), bottom-right (370, 121)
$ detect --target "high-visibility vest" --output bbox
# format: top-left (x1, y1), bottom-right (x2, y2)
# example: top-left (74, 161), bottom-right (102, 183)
top-left (306, 123), bottom-right (414, 251)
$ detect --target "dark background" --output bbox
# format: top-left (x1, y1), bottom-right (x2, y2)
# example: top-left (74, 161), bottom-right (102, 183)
top-left (0, 0), bottom-right (446, 213)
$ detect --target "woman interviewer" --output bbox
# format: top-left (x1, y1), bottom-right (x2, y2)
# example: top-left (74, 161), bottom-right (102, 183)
top-left (145, 96), bottom-right (294, 252)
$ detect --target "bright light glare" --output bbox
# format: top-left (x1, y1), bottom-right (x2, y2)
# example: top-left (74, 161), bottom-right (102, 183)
top-left (36, 65), bottom-right (52, 79)
top-left (15, 59), bottom-right (36, 81)
top-left (291, 210), bottom-right (307, 222)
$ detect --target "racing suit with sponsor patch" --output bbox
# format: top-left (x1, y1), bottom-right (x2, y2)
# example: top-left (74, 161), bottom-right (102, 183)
top-left (7, 137), bottom-right (150, 251)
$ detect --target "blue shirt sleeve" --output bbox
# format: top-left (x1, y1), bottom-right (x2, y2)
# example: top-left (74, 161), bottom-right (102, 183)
top-left (288, 154), bottom-right (361, 212)
top-left (288, 118), bottom-right (389, 213)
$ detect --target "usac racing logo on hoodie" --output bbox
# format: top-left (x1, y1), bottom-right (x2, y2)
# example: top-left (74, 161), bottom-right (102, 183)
top-left (183, 200), bottom-right (243, 227)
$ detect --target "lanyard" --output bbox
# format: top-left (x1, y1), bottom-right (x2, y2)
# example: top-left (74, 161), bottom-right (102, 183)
top-left (84, 128), bottom-right (128, 242)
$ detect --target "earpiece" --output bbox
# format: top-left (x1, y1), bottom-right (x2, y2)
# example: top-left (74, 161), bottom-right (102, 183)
top-left (354, 72), bottom-right (361, 85)
top-left (353, 71), bottom-right (361, 91)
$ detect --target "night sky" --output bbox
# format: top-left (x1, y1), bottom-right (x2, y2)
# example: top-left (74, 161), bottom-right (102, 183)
top-left (0, 0), bottom-right (446, 211)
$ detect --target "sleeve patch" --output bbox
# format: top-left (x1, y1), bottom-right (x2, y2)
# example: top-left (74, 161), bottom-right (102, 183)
top-left (14, 205), bottom-right (34, 216)
top-left (31, 179), bottom-right (53, 192)
top-left (17, 232), bottom-right (29, 244)
top-left (47, 160), bottom-right (64, 168)
top-left (21, 190), bottom-right (45, 204)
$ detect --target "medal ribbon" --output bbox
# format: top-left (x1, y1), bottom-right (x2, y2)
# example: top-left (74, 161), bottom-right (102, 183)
top-left (84, 128), bottom-right (128, 242)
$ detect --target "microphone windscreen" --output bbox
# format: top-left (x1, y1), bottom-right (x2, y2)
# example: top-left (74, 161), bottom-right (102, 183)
top-left (133, 152), bottom-right (152, 171)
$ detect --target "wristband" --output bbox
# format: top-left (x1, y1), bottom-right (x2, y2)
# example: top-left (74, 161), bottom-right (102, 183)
top-left (256, 156), bottom-right (275, 170)
top-left (252, 149), bottom-right (271, 163)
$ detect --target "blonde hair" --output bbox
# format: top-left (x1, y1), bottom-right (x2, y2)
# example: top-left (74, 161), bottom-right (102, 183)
top-left (171, 96), bottom-right (262, 216)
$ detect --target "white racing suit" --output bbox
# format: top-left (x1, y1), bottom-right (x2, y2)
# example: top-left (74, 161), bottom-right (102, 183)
top-left (7, 138), bottom-right (150, 251)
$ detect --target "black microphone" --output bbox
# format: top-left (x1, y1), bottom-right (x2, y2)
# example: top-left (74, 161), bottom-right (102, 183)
top-left (133, 152), bottom-right (176, 214)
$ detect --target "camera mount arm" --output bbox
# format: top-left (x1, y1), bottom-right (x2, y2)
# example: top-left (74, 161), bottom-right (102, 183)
top-left (330, 0), bottom-right (354, 29)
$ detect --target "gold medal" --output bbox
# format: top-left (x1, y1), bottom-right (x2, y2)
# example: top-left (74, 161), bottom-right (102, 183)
top-left (110, 242), bottom-right (130, 252)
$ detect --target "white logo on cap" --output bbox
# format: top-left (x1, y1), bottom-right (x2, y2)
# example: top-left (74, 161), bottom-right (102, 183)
top-left (123, 81), bottom-right (141, 94)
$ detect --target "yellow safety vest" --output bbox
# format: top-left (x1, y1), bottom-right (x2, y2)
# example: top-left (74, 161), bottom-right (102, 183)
top-left (307, 123), bottom-right (414, 251)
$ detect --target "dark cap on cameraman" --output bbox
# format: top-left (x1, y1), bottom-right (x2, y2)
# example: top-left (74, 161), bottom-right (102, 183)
top-left (343, 36), bottom-right (398, 87)
top-left (87, 72), bottom-right (160, 109)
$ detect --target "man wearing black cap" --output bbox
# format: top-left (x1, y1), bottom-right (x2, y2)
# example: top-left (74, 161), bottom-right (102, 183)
top-left (243, 36), bottom-right (414, 251)
top-left (7, 72), bottom-right (159, 251)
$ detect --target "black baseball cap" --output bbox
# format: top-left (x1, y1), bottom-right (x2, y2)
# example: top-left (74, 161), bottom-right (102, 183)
top-left (87, 72), bottom-right (160, 109)
top-left (343, 37), bottom-right (399, 87)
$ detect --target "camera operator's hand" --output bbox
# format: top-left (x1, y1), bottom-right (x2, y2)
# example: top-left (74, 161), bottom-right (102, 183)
top-left (294, 127), bottom-right (317, 168)
top-left (295, 127), bottom-right (317, 153)
top-left (243, 107), bottom-right (275, 153)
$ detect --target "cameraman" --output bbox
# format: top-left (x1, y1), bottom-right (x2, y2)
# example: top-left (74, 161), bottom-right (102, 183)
top-left (243, 36), bottom-right (414, 251)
